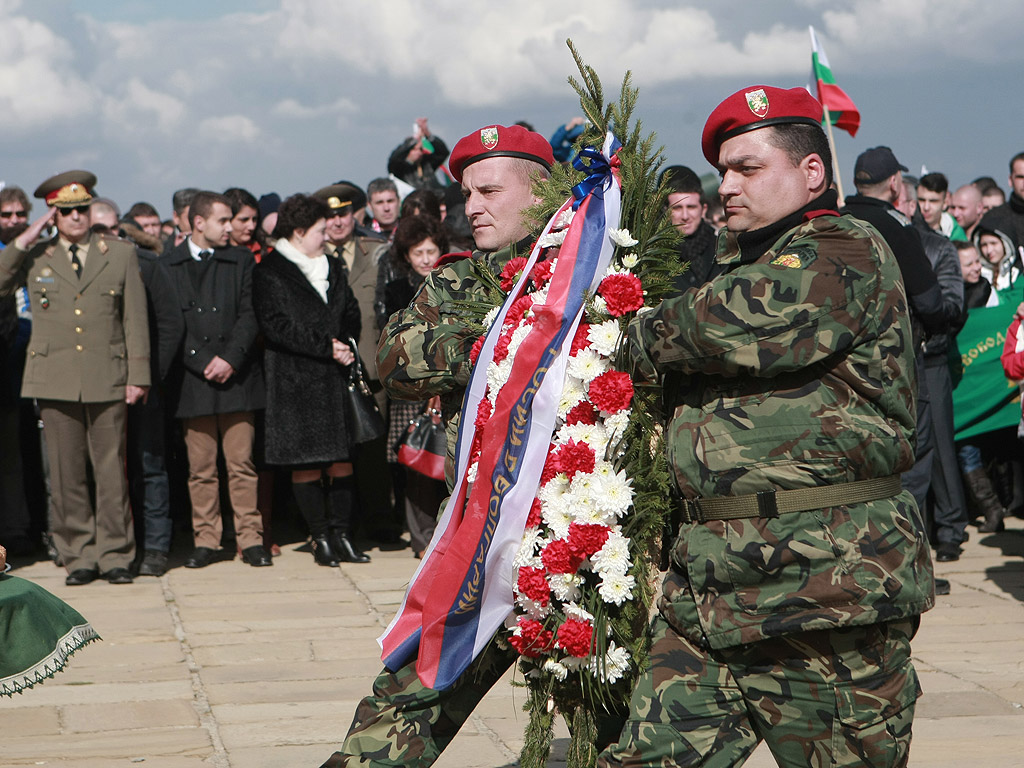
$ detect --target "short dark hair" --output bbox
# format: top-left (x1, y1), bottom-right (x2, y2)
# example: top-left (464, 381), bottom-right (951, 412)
top-left (1010, 152), bottom-right (1024, 172)
top-left (661, 165), bottom-right (705, 203)
top-left (367, 178), bottom-right (398, 198)
top-left (223, 187), bottom-right (259, 217)
top-left (273, 194), bottom-right (331, 241)
top-left (126, 201), bottom-right (159, 220)
top-left (0, 185), bottom-right (31, 214)
top-left (393, 214), bottom-right (448, 263)
top-left (918, 172), bottom-right (948, 195)
top-left (172, 187), bottom-right (200, 215)
top-left (188, 191), bottom-right (232, 229)
top-left (955, 240), bottom-right (978, 256)
top-left (400, 189), bottom-right (442, 220)
top-left (764, 124), bottom-right (834, 189)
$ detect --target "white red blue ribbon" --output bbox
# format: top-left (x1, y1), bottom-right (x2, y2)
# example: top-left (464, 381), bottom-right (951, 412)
top-left (380, 132), bottom-right (623, 689)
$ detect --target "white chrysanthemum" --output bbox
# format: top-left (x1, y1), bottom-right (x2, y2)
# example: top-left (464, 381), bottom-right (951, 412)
top-left (556, 377), bottom-right (587, 419)
top-left (608, 228), bottom-right (639, 247)
top-left (532, 285), bottom-right (549, 305)
top-left (603, 410), bottom-right (631, 436)
top-left (557, 422), bottom-right (608, 448)
top-left (487, 356), bottom-right (513, 393)
top-left (548, 572), bottom-right (582, 602)
top-left (566, 348), bottom-right (610, 384)
top-left (588, 320), bottom-right (622, 357)
top-left (482, 305), bottom-right (501, 330)
top-left (518, 596), bottom-right (552, 620)
top-left (561, 655), bottom-right (588, 671)
top-left (539, 471), bottom-right (569, 499)
top-left (541, 497), bottom-right (573, 539)
top-left (598, 571), bottom-right (636, 605)
top-left (553, 208), bottom-right (576, 230)
top-left (538, 229), bottom-right (567, 249)
top-left (573, 503), bottom-right (616, 527)
top-left (620, 253), bottom-right (639, 269)
top-left (597, 470), bottom-right (634, 517)
top-left (591, 642), bottom-right (631, 683)
top-left (567, 472), bottom-right (602, 512)
top-left (592, 531), bottom-right (631, 575)
top-left (544, 659), bottom-right (569, 681)
top-left (588, 295), bottom-right (608, 321)
top-left (514, 527), bottom-right (542, 567)
top-left (508, 322), bottom-right (533, 356)
top-left (466, 461), bottom-right (479, 484)
top-left (563, 602), bottom-right (595, 622)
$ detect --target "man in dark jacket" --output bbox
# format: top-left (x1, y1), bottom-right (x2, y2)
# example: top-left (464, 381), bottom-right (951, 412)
top-left (661, 164), bottom-right (716, 291)
top-left (162, 191), bottom-right (269, 569)
top-left (387, 117), bottom-right (449, 192)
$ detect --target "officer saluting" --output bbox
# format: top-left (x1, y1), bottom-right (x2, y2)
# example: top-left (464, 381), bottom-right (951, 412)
top-left (0, 170), bottom-right (150, 586)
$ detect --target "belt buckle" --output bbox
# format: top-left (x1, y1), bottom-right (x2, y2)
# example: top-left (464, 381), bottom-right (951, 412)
top-left (682, 498), bottom-right (705, 524)
top-left (756, 489), bottom-right (779, 518)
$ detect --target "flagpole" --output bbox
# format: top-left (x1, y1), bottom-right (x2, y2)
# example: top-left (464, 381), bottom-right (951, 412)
top-left (822, 104), bottom-right (845, 201)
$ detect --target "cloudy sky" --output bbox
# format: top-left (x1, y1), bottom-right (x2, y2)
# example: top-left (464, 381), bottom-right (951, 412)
top-left (1, 0), bottom-right (1019, 217)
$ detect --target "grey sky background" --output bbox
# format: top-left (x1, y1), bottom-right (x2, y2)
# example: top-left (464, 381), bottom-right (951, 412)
top-left (1, 0), bottom-right (1019, 217)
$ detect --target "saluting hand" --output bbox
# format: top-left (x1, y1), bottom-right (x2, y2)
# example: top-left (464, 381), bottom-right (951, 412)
top-left (14, 207), bottom-right (57, 250)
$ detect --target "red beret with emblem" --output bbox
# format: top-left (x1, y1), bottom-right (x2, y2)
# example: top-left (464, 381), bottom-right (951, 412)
top-left (701, 86), bottom-right (823, 166)
top-left (449, 125), bottom-right (554, 183)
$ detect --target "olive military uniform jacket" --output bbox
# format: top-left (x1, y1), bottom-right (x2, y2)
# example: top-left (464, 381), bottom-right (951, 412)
top-left (0, 232), bottom-right (150, 401)
top-left (377, 245), bottom-right (512, 485)
top-left (629, 195), bottom-right (934, 650)
top-left (327, 235), bottom-right (387, 384)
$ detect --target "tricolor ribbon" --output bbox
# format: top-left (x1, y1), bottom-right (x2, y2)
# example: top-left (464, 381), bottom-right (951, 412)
top-left (380, 132), bottom-right (623, 690)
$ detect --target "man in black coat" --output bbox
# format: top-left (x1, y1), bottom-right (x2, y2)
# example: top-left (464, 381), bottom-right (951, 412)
top-left (162, 191), bottom-right (269, 568)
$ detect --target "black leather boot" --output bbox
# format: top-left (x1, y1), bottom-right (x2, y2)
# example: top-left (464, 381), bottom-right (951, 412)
top-left (967, 469), bottom-right (1006, 533)
top-left (311, 536), bottom-right (341, 567)
top-left (327, 475), bottom-right (371, 563)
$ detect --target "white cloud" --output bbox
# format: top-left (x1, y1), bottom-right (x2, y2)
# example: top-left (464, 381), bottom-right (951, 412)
top-left (198, 114), bottom-right (261, 143)
top-left (272, 97), bottom-right (357, 120)
top-left (102, 78), bottom-right (187, 134)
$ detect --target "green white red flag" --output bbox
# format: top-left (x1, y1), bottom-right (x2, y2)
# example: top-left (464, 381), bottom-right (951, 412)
top-left (809, 26), bottom-right (860, 137)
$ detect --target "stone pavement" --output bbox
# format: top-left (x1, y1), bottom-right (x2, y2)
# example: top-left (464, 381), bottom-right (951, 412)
top-left (3, 517), bottom-right (1023, 768)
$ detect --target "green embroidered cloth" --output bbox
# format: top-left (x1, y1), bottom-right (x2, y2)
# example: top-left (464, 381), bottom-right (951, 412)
top-left (0, 574), bottom-right (100, 696)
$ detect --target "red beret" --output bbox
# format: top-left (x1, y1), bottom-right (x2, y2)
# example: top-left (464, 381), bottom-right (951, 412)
top-left (701, 86), bottom-right (823, 166)
top-left (449, 124), bottom-right (554, 183)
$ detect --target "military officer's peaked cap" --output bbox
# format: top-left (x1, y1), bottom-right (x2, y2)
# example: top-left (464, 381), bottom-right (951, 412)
top-left (313, 182), bottom-right (363, 212)
top-left (449, 124), bottom-right (554, 183)
top-left (702, 86), bottom-right (823, 166)
top-left (34, 170), bottom-right (97, 208)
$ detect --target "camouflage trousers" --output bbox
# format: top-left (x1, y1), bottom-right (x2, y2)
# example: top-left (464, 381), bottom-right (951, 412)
top-left (598, 614), bottom-right (920, 768)
top-left (319, 638), bottom-right (517, 768)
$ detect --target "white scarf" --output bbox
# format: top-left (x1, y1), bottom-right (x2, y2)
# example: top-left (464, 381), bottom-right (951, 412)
top-left (275, 237), bottom-right (330, 303)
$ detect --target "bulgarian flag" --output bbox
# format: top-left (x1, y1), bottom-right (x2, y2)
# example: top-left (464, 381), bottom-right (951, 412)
top-left (809, 26), bottom-right (860, 137)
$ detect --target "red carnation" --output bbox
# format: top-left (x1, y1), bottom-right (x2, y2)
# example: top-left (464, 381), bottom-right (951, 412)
top-left (554, 439), bottom-right (596, 480)
top-left (516, 566), bottom-right (550, 606)
top-left (541, 538), bottom-right (584, 574)
top-left (526, 497), bottom-right (543, 527)
top-left (469, 334), bottom-right (486, 365)
top-left (508, 294), bottom-right (535, 322)
top-left (509, 618), bottom-right (554, 658)
top-left (565, 400), bottom-right (598, 426)
top-left (540, 444), bottom-right (561, 486)
top-left (570, 322), bottom-right (592, 356)
top-left (531, 259), bottom-right (554, 289)
top-left (474, 398), bottom-right (493, 429)
top-left (588, 370), bottom-right (633, 414)
top-left (555, 618), bottom-right (593, 658)
top-left (598, 273), bottom-right (644, 317)
top-left (568, 522), bottom-right (610, 558)
top-left (499, 257), bottom-right (529, 292)
top-left (493, 328), bottom-right (513, 364)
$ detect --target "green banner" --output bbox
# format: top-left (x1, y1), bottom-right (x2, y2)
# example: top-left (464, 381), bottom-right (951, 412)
top-left (953, 302), bottom-right (1021, 440)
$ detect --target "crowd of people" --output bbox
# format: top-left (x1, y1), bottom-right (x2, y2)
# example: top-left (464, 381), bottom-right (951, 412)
top-left (0, 86), bottom-right (1022, 766)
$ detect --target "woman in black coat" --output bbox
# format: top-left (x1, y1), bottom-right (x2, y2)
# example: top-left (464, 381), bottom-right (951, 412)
top-left (253, 194), bottom-right (369, 566)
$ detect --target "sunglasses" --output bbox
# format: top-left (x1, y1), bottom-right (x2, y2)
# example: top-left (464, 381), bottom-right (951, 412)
top-left (57, 205), bottom-right (91, 216)
top-left (0, 210), bottom-right (27, 218)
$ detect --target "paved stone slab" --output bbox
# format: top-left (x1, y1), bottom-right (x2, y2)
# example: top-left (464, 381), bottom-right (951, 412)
top-left (0, 679), bottom-right (195, 708)
top-left (3, 725), bottom-right (212, 760)
top-left (63, 698), bottom-right (201, 732)
top-left (0, 704), bottom-right (62, 735)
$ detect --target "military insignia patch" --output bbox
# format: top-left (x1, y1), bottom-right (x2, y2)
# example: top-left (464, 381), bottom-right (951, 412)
top-left (41, 267), bottom-right (52, 277)
top-left (480, 127), bottom-right (499, 150)
top-left (745, 88), bottom-right (769, 118)
top-left (770, 248), bottom-right (816, 269)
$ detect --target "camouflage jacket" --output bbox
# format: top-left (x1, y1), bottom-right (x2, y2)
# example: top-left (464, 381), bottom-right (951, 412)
top-left (377, 246), bottom-right (513, 486)
top-left (628, 212), bottom-right (935, 650)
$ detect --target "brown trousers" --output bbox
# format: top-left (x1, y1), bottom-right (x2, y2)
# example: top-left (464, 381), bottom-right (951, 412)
top-left (182, 411), bottom-right (263, 550)
top-left (39, 399), bottom-right (135, 573)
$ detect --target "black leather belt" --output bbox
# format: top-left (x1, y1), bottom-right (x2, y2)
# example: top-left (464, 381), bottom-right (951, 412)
top-left (679, 475), bottom-right (903, 524)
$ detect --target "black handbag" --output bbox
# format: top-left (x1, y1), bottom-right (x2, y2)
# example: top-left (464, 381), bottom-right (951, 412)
top-left (396, 407), bottom-right (446, 481)
top-left (342, 338), bottom-right (386, 444)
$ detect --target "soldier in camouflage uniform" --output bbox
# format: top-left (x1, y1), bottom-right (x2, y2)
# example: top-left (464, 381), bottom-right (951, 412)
top-left (598, 87), bottom-right (935, 768)
top-left (319, 125), bottom-right (553, 768)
